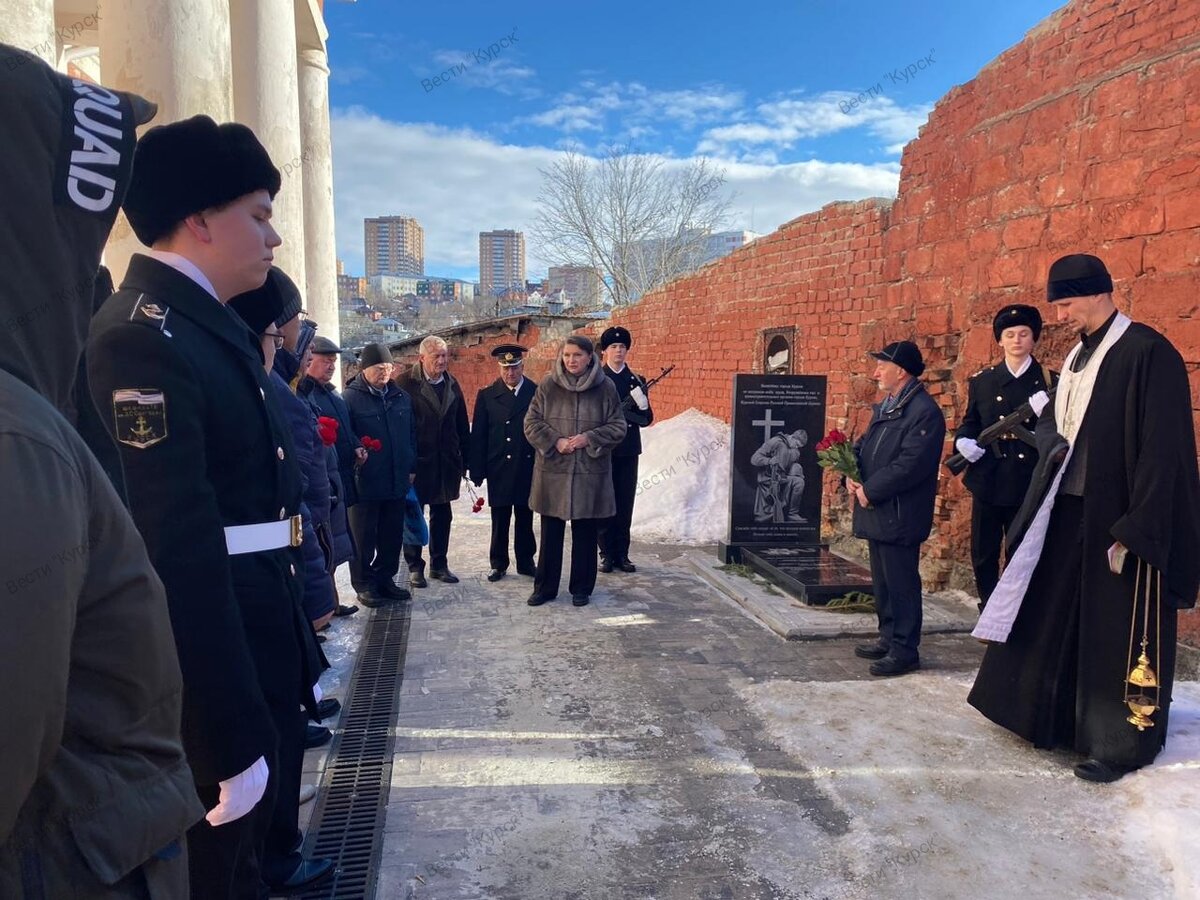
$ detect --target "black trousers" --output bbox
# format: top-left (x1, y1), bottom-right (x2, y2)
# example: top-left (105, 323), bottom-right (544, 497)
top-left (404, 501), bottom-right (452, 572)
top-left (970, 499), bottom-right (1020, 606)
top-left (598, 455), bottom-right (639, 563)
top-left (261, 704), bottom-right (307, 886)
top-left (489, 502), bottom-right (536, 571)
top-left (535, 516), bottom-right (599, 599)
top-left (187, 748), bottom-right (277, 900)
top-left (348, 499), bottom-right (405, 592)
top-left (867, 540), bottom-right (923, 662)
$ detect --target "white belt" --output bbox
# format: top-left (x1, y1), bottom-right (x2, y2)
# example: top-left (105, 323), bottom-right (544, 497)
top-left (224, 515), bottom-right (303, 555)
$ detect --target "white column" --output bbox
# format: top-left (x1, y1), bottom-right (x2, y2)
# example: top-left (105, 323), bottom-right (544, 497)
top-left (298, 46), bottom-right (339, 344)
top-left (98, 0), bottom-right (234, 281)
top-left (229, 0), bottom-right (307, 298)
top-left (0, 0), bottom-right (55, 65)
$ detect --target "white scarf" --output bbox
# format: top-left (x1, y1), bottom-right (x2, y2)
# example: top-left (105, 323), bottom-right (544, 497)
top-left (973, 312), bottom-right (1132, 642)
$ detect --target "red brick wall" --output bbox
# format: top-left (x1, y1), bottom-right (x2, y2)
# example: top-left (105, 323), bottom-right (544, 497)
top-left (520, 0), bottom-right (1200, 610)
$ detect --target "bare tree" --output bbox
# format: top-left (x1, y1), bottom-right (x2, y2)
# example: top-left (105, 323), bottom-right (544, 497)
top-left (531, 146), bottom-right (731, 306)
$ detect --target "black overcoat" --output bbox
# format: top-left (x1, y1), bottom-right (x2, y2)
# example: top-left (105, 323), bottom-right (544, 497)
top-left (396, 364), bottom-right (470, 506)
top-left (955, 358), bottom-right (1056, 506)
top-left (87, 255), bottom-right (318, 786)
top-left (299, 375), bottom-right (361, 507)
top-left (468, 377), bottom-right (537, 507)
top-left (601, 364), bottom-right (653, 456)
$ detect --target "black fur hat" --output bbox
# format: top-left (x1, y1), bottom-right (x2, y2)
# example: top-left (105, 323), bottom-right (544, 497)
top-left (122, 115), bottom-right (281, 245)
top-left (992, 304), bottom-right (1043, 341)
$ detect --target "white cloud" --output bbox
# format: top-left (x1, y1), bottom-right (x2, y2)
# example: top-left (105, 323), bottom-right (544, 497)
top-left (330, 109), bottom-right (900, 281)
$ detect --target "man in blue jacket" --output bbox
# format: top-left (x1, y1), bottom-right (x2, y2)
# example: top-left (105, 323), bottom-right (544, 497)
top-left (846, 341), bottom-right (946, 677)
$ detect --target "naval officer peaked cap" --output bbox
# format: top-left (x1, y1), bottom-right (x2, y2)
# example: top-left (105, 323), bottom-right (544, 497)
top-left (491, 344), bottom-right (527, 366)
top-left (122, 115), bottom-right (282, 246)
top-left (992, 304), bottom-right (1043, 341)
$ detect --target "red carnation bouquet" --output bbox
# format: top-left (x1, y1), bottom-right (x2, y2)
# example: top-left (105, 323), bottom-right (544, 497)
top-left (815, 429), bottom-right (861, 481)
top-left (317, 416), bottom-right (339, 447)
top-left (465, 480), bottom-right (485, 513)
top-left (360, 435), bottom-right (383, 452)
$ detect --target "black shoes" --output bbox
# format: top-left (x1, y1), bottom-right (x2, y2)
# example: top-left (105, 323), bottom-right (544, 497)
top-left (617, 559), bottom-right (637, 573)
top-left (854, 642), bottom-right (889, 660)
top-left (409, 569), bottom-right (428, 589)
top-left (430, 569), bottom-right (459, 584)
top-left (527, 592), bottom-right (553, 606)
top-left (599, 558), bottom-right (614, 573)
top-left (334, 603), bottom-right (358, 617)
top-left (869, 655), bottom-right (920, 677)
top-left (268, 857), bottom-right (335, 893)
top-left (377, 583), bottom-right (411, 602)
top-left (310, 698), bottom-right (341, 722)
top-left (572, 595), bottom-right (590, 606)
top-left (487, 568), bottom-right (505, 582)
top-left (516, 562), bottom-right (537, 577)
top-left (304, 724), bottom-right (332, 749)
top-left (1074, 759), bottom-right (1135, 783)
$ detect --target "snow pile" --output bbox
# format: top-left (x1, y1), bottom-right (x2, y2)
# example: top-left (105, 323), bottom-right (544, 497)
top-left (630, 407), bottom-right (730, 545)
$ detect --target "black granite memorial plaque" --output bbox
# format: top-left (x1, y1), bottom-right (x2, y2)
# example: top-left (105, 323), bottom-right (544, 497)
top-left (742, 546), bottom-right (874, 606)
top-left (726, 374), bottom-right (826, 546)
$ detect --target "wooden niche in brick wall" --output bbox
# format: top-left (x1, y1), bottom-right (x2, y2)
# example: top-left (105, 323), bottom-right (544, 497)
top-left (761, 327), bottom-right (794, 375)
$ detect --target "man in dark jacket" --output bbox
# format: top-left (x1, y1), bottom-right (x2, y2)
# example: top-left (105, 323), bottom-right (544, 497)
top-left (344, 343), bottom-right (417, 605)
top-left (86, 115), bottom-right (323, 896)
top-left (397, 335), bottom-right (471, 586)
top-left (1, 43), bottom-right (202, 897)
top-left (846, 341), bottom-right (946, 677)
top-left (469, 344), bottom-right (538, 582)
top-left (597, 327), bottom-right (654, 573)
top-left (954, 305), bottom-right (1057, 610)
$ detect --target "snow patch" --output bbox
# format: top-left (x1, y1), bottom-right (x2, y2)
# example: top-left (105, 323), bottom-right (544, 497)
top-left (630, 407), bottom-right (730, 545)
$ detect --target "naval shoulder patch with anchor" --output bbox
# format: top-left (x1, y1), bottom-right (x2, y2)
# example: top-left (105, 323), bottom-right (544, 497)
top-left (113, 389), bottom-right (168, 449)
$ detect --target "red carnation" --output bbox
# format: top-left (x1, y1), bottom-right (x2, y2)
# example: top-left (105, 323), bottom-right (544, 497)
top-left (360, 436), bottom-right (383, 452)
top-left (317, 416), bottom-right (339, 447)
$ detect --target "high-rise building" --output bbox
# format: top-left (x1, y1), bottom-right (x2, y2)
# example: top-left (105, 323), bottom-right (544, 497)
top-left (548, 265), bottom-right (605, 308)
top-left (479, 229), bottom-right (526, 299)
top-left (365, 215), bottom-right (425, 277)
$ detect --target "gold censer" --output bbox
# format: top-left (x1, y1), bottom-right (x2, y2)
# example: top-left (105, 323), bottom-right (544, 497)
top-left (1124, 562), bottom-right (1161, 731)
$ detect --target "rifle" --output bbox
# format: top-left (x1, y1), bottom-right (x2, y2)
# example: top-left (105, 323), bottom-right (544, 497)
top-left (944, 386), bottom-right (1056, 476)
top-left (621, 364), bottom-right (675, 411)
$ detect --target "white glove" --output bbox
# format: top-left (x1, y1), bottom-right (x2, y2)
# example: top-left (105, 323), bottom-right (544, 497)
top-left (1107, 542), bottom-right (1128, 575)
top-left (956, 437), bottom-right (986, 463)
top-left (205, 756), bottom-right (269, 826)
top-left (629, 385), bottom-right (648, 410)
top-left (313, 682), bottom-right (323, 703)
top-left (1028, 390), bottom-right (1050, 416)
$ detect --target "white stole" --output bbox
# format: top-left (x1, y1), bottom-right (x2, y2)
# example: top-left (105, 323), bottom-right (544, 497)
top-left (972, 312), bottom-right (1132, 642)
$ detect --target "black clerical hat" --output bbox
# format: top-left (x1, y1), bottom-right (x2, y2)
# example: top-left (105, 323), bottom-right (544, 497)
top-left (1047, 254), bottom-right (1113, 301)
top-left (123, 115), bottom-right (281, 245)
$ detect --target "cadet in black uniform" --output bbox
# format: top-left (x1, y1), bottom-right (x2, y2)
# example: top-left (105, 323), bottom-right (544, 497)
top-left (469, 344), bottom-right (538, 582)
top-left (954, 304), bottom-right (1057, 610)
top-left (597, 326), bottom-right (653, 573)
top-left (87, 116), bottom-right (327, 897)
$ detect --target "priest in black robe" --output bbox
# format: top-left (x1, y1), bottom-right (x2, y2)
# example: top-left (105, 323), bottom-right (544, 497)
top-left (969, 254), bottom-right (1200, 783)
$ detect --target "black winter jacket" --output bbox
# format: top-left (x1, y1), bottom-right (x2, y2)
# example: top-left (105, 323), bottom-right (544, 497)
top-left (343, 375), bottom-right (417, 502)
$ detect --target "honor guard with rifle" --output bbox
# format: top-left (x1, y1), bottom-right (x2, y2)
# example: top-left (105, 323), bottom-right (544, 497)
top-left (953, 304), bottom-right (1058, 610)
top-left (597, 326), bottom-right (656, 573)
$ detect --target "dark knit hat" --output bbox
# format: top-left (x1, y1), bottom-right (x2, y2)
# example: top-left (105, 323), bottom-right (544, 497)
top-left (227, 276), bottom-right (286, 336)
top-left (869, 340), bottom-right (925, 377)
top-left (359, 343), bottom-right (393, 368)
top-left (122, 115), bottom-right (281, 245)
top-left (1047, 254), bottom-right (1113, 301)
top-left (269, 268), bottom-right (303, 327)
top-left (992, 304), bottom-right (1043, 341)
top-left (599, 326), bottom-right (632, 350)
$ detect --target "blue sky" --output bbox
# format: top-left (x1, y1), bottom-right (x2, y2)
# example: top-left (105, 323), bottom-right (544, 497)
top-left (325, 0), bottom-right (1065, 283)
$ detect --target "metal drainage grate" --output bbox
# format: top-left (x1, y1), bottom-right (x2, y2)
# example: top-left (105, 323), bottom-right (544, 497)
top-left (297, 602), bottom-right (412, 899)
